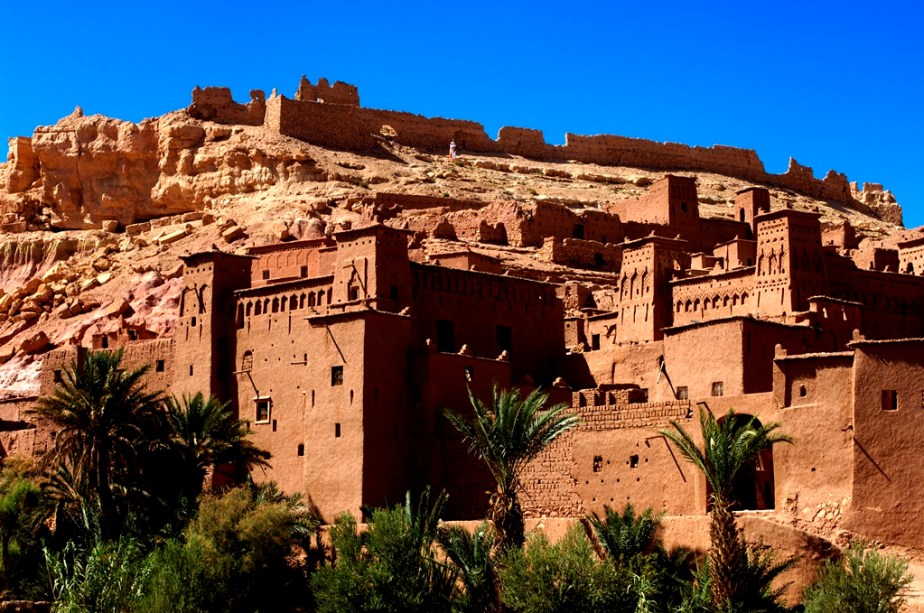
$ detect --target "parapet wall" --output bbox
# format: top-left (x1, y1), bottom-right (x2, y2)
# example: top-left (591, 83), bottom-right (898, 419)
top-left (188, 87), bottom-right (265, 126)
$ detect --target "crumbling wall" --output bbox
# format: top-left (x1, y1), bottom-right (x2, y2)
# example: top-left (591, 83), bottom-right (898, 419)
top-left (538, 237), bottom-right (621, 270)
top-left (294, 76), bottom-right (359, 106)
top-left (188, 87), bottom-right (266, 126)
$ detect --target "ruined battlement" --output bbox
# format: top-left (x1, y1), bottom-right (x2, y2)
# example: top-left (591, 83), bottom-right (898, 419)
top-left (186, 77), bottom-right (903, 223)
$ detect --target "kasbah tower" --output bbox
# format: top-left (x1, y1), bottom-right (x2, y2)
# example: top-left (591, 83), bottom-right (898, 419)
top-left (1, 74), bottom-right (922, 587)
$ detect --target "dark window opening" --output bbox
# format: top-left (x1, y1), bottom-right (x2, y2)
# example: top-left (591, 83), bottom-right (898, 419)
top-left (53, 370), bottom-right (62, 383)
top-left (190, 316), bottom-right (197, 327)
top-left (591, 334), bottom-right (601, 350)
top-left (630, 455), bottom-right (639, 469)
top-left (739, 209), bottom-right (746, 222)
top-left (464, 366), bottom-right (474, 381)
top-left (712, 381), bottom-right (724, 397)
top-left (436, 320), bottom-right (456, 353)
top-left (155, 360), bottom-right (165, 373)
top-left (572, 223), bottom-right (585, 239)
top-left (680, 202), bottom-right (688, 213)
top-left (882, 390), bottom-right (898, 411)
top-left (101, 336), bottom-right (109, 349)
top-left (127, 329), bottom-right (137, 341)
top-left (348, 286), bottom-right (360, 301)
top-left (255, 398), bottom-right (270, 422)
top-left (331, 366), bottom-right (344, 386)
top-left (496, 325), bottom-right (512, 353)
top-left (335, 423), bottom-right (341, 438)
top-left (272, 419), bottom-right (277, 432)
top-left (297, 444), bottom-right (304, 456)
top-left (676, 386), bottom-right (688, 400)
top-left (593, 455), bottom-right (603, 473)
top-left (262, 270), bottom-right (270, 280)
top-left (799, 385), bottom-right (807, 398)
top-left (189, 365), bottom-right (194, 376)
top-left (300, 266), bottom-right (308, 278)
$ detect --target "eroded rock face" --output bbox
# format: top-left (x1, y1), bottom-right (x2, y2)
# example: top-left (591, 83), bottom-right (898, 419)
top-left (2, 111), bottom-right (321, 231)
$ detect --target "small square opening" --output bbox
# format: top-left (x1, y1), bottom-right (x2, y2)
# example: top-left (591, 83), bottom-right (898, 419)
top-left (255, 398), bottom-right (271, 423)
top-left (711, 381), bottom-right (724, 397)
top-left (331, 366), bottom-right (344, 386)
top-left (335, 423), bottom-right (341, 438)
top-left (630, 455), bottom-right (639, 469)
top-left (155, 359), bottom-right (165, 373)
top-left (882, 390), bottom-right (898, 412)
top-left (676, 386), bottom-right (688, 400)
top-left (262, 270), bottom-right (270, 280)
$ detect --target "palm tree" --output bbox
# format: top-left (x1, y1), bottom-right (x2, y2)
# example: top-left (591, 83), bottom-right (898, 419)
top-left (29, 349), bottom-right (164, 538)
top-left (438, 523), bottom-right (498, 613)
top-left (659, 407), bottom-right (792, 610)
top-left (163, 392), bottom-right (271, 497)
top-left (444, 385), bottom-right (578, 550)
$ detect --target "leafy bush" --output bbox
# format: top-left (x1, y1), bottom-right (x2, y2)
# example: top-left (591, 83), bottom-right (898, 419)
top-left (499, 525), bottom-right (637, 612)
top-left (438, 522), bottom-right (498, 613)
top-left (312, 489), bottom-right (456, 613)
top-left (138, 484), bottom-right (312, 613)
top-left (803, 542), bottom-right (912, 613)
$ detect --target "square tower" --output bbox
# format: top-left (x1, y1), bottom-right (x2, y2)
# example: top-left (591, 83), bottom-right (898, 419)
top-left (754, 209), bottom-right (827, 317)
top-left (735, 187), bottom-right (771, 239)
top-left (616, 235), bottom-right (690, 343)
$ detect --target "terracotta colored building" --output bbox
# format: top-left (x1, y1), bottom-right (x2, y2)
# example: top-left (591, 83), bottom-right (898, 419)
top-left (15, 176), bottom-right (924, 549)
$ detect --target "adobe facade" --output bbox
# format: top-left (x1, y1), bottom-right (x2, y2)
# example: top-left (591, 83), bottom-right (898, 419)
top-left (9, 172), bottom-right (924, 550)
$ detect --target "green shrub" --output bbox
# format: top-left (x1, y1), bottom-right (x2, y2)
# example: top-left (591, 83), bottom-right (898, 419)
top-left (312, 489), bottom-right (455, 613)
top-left (803, 542), bottom-right (912, 613)
top-left (499, 525), bottom-right (636, 612)
top-left (45, 537), bottom-right (147, 613)
top-left (138, 485), bottom-right (311, 613)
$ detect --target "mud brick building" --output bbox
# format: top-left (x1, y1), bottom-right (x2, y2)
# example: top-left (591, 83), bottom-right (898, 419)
top-left (10, 114), bottom-right (924, 549)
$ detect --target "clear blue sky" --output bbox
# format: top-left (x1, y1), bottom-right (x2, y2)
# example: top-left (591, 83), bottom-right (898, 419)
top-left (2, 1), bottom-right (922, 226)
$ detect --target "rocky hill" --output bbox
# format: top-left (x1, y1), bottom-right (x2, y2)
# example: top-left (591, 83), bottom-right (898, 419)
top-left (0, 77), bottom-right (912, 396)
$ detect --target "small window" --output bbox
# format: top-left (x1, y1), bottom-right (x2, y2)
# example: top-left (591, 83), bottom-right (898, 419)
top-left (335, 423), bottom-right (341, 438)
top-left (127, 329), bottom-right (137, 341)
top-left (882, 390), bottom-right (898, 411)
top-left (436, 319), bottom-right (456, 353)
top-left (591, 334), bottom-right (601, 350)
top-left (190, 316), bottom-right (197, 327)
top-left (593, 455), bottom-right (603, 473)
top-left (496, 325), bottom-right (512, 353)
top-left (331, 366), bottom-right (344, 386)
top-left (53, 370), bottom-right (62, 383)
top-left (300, 266), bottom-right (308, 278)
top-left (799, 384), bottom-right (807, 398)
top-left (155, 360), bottom-right (165, 373)
top-left (630, 455), bottom-right (639, 469)
top-left (573, 223), bottom-right (585, 239)
top-left (262, 270), bottom-right (270, 280)
top-left (676, 386), bottom-right (688, 400)
top-left (464, 366), bottom-right (474, 381)
top-left (189, 365), bottom-right (194, 376)
top-left (101, 336), bottom-right (109, 349)
top-left (297, 444), bottom-right (304, 456)
top-left (348, 286), bottom-right (360, 301)
top-left (711, 381), bottom-right (724, 397)
top-left (255, 398), bottom-right (271, 423)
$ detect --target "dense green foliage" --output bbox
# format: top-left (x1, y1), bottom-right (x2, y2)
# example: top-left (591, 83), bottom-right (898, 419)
top-left (803, 542), bottom-right (912, 613)
top-left (312, 489), bottom-right (455, 613)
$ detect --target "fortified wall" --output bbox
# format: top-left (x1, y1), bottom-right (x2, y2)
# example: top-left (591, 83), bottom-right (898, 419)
top-left (189, 78), bottom-right (903, 225)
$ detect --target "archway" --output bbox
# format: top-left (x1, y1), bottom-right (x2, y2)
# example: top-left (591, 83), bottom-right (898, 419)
top-left (707, 414), bottom-right (777, 511)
